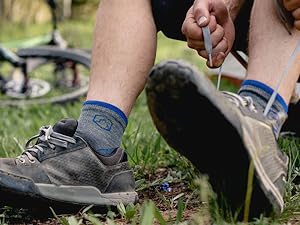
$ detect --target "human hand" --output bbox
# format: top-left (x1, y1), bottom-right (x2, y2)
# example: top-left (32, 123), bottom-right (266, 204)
top-left (283, 0), bottom-right (300, 30)
top-left (181, 0), bottom-right (235, 68)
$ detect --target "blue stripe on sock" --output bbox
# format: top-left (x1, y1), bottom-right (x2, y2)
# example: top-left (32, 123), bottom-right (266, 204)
top-left (83, 100), bottom-right (128, 125)
top-left (241, 80), bottom-right (288, 112)
top-left (96, 147), bottom-right (116, 156)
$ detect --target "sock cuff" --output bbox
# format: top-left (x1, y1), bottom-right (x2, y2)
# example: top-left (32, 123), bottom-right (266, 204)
top-left (239, 80), bottom-right (288, 113)
top-left (83, 100), bottom-right (128, 125)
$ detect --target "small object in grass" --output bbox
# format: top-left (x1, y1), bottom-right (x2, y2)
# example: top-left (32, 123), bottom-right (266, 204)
top-left (160, 182), bottom-right (171, 192)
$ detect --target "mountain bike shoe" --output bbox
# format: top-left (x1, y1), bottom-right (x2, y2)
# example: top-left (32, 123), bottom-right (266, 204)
top-left (145, 59), bottom-right (288, 221)
top-left (0, 118), bottom-right (138, 215)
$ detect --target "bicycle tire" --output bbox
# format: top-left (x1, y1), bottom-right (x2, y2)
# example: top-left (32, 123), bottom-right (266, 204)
top-left (17, 46), bottom-right (91, 68)
top-left (0, 46), bottom-right (91, 107)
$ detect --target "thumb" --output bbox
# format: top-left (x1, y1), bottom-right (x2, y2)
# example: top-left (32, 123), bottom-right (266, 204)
top-left (193, 0), bottom-right (211, 27)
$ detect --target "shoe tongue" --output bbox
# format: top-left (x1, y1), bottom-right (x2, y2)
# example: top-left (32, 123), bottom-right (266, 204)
top-left (52, 118), bottom-right (78, 137)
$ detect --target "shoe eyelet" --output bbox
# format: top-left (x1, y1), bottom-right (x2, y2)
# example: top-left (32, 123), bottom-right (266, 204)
top-left (29, 159), bottom-right (36, 164)
top-left (18, 158), bottom-right (26, 164)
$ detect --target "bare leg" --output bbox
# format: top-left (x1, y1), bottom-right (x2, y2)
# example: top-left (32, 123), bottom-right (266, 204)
top-left (247, 0), bottom-right (300, 104)
top-left (87, 0), bottom-right (157, 116)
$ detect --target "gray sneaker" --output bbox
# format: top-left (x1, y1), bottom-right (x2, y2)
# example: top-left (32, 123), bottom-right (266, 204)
top-left (145, 59), bottom-right (288, 219)
top-left (0, 118), bottom-right (138, 213)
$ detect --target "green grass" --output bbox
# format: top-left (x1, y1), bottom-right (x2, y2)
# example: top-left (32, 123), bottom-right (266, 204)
top-left (0, 19), bottom-right (299, 225)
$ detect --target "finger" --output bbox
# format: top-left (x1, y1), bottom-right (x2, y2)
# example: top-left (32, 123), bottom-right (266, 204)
top-left (292, 7), bottom-right (300, 20)
top-left (187, 38), bottom-right (205, 50)
top-left (210, 1), bottom-right (230, 25)
top-left (182, 15), bottom-right (217, 41)
top-left (192, 0), bottom-right (211, 26)
top-left (209, 15), bottom-right (218, 33)
top-left (182, 7), bottom-right (194, 34)
top-left (294, 19), bottom-right (300, 29)
top-left (211, 37), bottom-right (228, 56)
top-left (210, 24), bottom-right (225, 48)
top-left (284, 0), bottom-right (300, 11)
top-left (198, 37), bottom-right (228, 59)
top-left (212, 52), bottom-right (226, 68)
top-left (198, 50), bottom-right (226, 68)
top-left (199, 37), bottom-right (228, 57)
top-left (198, 49), bottom-right (208, 59)
top-left (182, 7), bottom-right (203, 39)
top-left (182, 19), bottom-right (203, 40)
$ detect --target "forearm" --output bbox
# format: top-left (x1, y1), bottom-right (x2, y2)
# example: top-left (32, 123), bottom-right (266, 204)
top-left (223, 0), bottom-right (245, 21)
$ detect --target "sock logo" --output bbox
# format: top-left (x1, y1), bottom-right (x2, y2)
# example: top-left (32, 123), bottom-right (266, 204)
top-left (93, 115), bottom-right (112, 131)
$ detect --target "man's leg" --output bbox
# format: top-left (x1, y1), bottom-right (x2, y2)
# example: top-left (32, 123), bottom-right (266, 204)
top-left (75, 0), bottom-right (157, 156)
top-left (246, 0), bottom-right (300, 105)
top-left (87, 0), bottom-right (157, 115)
top-left (238, 0), bottom-right (300, 140)
top-left (0, 0), bottom-right (156, 212)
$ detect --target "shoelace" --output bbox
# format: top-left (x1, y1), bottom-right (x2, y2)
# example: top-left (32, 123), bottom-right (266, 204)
top-left (201, 25), bottom-right (223, 90)
top-left (222, 91), bottom-right (257, 113)
top-left (222, 91), bottom-right (288, 138)
top-left (16, 125), bottom-right (76, 163)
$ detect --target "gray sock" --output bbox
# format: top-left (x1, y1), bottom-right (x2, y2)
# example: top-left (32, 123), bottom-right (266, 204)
top-left (75, 101), bottom-right (127, 156)
top-left (238, 81), bottom-right (288, 138)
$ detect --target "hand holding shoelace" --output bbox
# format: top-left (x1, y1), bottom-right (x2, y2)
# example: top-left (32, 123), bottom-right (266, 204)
top-left (181, 0), bottom-right (235, 68)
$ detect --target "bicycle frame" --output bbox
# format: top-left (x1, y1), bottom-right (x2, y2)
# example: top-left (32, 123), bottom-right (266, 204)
top-left (0, 45), bottom-right (29, 93)
top-left (0, 0), bottom-right (68, 94)
top-left (0, 1), bottom-right (91, 106)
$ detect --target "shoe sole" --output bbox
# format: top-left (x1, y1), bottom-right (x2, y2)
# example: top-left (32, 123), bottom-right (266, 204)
top-left (145, 60), bottom-right (283, 219)
top-left (0, 169), bottom-right (138, 212)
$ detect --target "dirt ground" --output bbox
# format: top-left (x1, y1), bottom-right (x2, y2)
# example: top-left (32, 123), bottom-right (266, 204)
top-left (1, 167), bottom-right (299, 225)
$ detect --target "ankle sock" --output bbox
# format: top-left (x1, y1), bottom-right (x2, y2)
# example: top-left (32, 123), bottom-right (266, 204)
top-left (238, 80), bottom-right (288, 137)
top-left (75, 100), bottom-right (127, 156)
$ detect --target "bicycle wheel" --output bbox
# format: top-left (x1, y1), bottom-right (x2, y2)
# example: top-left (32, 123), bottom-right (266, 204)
top-left (0, 46), bottom-right (91, 107)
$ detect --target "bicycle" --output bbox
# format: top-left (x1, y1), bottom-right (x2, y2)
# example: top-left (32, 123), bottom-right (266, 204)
top-left (0, 0), bottom-right (91, 107)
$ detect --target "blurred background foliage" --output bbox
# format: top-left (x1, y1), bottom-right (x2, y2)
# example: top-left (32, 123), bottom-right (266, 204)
top-left (0, 0), bottom-right (100, 24)
top-left (0, 0), bottom-right (204, 73)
